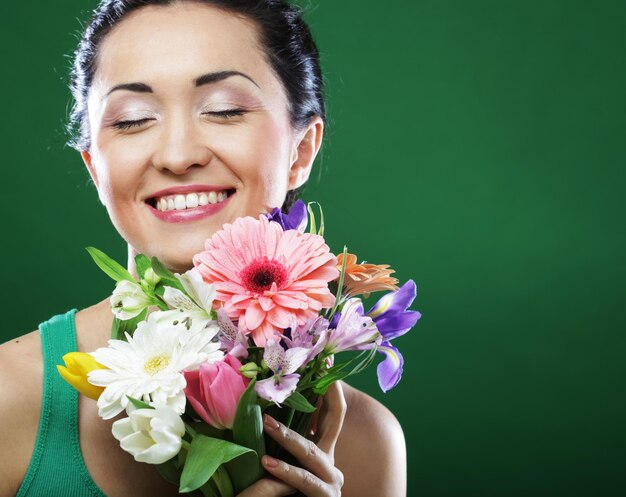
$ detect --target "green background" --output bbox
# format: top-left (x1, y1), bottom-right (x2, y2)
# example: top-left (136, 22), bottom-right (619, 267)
top-left (2, 1), bottom-right (625, 495)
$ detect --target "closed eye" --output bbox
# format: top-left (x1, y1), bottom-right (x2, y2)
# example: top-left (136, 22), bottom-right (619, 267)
top-left (113, 118), bottom-right (155, 130)
top-left (202, 109), bottom-right (246, 119)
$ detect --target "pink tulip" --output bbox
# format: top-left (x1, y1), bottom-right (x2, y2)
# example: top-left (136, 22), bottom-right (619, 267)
top-left (184, 355), bottom-right (250, 430)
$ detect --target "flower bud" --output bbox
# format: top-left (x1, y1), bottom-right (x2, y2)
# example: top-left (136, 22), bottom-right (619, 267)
top-left (143, 267), bottom-right (161, 287)
top-left (57, 352), bottom-right (107, 400)
top-left (184, 355), bottom-right (250, 430)
top-left (239, 362), bottom-right (260, 379)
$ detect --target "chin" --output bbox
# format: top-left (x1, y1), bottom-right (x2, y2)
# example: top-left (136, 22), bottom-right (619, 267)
top-left (142, 238), bottom-right (206, 274)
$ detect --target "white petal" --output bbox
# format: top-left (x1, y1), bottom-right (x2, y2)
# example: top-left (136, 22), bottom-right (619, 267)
top-left (283, 347), bottom-right (310, 375)
top-left (255, 373), bottom-right (300, 405)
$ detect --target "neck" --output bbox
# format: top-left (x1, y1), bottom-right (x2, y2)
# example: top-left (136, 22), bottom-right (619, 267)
top-left (127, 244), bottom-right (139, 279)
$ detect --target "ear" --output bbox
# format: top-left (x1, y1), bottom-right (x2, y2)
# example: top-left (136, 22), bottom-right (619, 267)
top-left (81, 150), bottom-right (99, 189)
top-left (81, 150), bottom-right (106, 206)
top-left (288, 116), bottom-right (324, 190)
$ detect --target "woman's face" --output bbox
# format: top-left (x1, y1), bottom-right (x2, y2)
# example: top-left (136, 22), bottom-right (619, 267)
top-left (82, 3), bottom-right (322, 272)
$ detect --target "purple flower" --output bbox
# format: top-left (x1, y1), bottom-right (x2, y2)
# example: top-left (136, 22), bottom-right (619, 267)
top-left (282, 315), bottom-right (329, 362)
top-left (367, 280), bottom-right (421, 341)
top-left (255, 339), bottom-right (309, 405)
top-left (376, 342), bottom-right (404, 393)
top-left (329, 311), bottom-right (341, 329)
top-left (265, 199), bottom-right (308, 232)
top-left (366, 280), bottom-right (421, 392)
top-left (217, 308), bottom-right (249, 359)
top-left (322, 298), bottom-right (381, 354)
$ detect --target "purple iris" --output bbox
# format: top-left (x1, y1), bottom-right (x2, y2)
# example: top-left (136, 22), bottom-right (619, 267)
top-left (366, 280), bottom-right (421, 392)
top-left (265, 199), bottom-right (308, 232)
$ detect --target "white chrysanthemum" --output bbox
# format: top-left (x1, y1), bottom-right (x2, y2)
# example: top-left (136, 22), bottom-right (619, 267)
top-left (89, 311), bottom-right (222, 420)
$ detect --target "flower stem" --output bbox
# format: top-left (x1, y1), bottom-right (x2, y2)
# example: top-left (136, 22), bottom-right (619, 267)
top-left (211, 465), bottom-right (234, 497)
top-left (328, 246), bottom-right (349, 318)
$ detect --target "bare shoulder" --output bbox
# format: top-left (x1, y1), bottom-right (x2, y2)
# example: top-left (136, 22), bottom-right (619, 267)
top-left (0, 330), bottom-right (44, 496)
top-left (335, 382), bottom-right (407, 497)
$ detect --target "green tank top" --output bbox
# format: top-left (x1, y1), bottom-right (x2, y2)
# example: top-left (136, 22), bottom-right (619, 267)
top-left (16, 309), bottom-right (108, 497)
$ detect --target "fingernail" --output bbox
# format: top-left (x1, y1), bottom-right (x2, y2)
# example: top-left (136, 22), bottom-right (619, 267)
top-left (264, 414), bottom-right (280, 430)
top-left (263, 455), bottom-right (279, 468)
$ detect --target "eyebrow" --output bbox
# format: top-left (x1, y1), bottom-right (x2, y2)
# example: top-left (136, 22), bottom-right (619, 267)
top-left (105, 70), bottom-right (260, 97)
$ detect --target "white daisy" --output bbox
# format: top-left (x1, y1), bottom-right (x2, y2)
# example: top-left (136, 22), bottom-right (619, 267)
top-left (89, 311), bottom-right (223, 420)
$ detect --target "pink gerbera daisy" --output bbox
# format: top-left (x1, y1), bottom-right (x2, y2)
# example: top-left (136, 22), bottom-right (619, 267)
top-left (193, 215), bottom-right (339, 346)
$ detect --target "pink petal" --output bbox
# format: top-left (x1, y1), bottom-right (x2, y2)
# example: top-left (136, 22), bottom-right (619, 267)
top-left (267, 306), bottom-right (295, 329)
top-left (244, 301), bottom-right (266, 330)
top-left (252, 320), bottom-right (279, 347)
top-left (258, 296), bottom-right (275, 312)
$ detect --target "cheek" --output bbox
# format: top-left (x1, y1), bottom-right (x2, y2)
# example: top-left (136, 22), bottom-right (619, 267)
top-left (213, 117), bottom-right (292, 199)
top-left (92, 136), bottom-right (151, 204)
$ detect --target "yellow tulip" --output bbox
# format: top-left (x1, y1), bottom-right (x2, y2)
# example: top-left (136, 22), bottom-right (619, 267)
top-left (57, 352), bottom-right (107, 400)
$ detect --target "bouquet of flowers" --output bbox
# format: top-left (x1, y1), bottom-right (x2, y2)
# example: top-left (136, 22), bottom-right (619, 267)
top-left (57, 200), bottom-right (421, 496)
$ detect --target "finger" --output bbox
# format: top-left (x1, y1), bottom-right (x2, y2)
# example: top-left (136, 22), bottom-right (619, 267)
top-left (262, 455), bottom-right (339, 497)
top-left (235, 477), bottom-right (296, 497)
top-left (263, 414), bottom-right (336, 482)
top-left (308, 395), bottom-right (324, 437)
top-left (315, 381), bottom-right (347, 455)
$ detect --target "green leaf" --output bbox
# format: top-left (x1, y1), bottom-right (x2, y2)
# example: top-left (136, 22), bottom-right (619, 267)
top-left (227, 380), bottom-right (265, 493)
top-left (152, 286), bottom-right (172, 311)
top-left (306, 201), bottom-right (325, 236)
top-left (156, 458), bottom-right (181, 486)
top-left (86, 246), bottom-right (135, 283)
top-left (179, 435), bottom-right (254, 493)
top-left (283, 391), bottom-right (316, 413)
top-left (188, 422), bottom-right (226, 440)
top-left (313, 347), bottom-right (378, 395)
top-left (198, 480), bottom-right (220, 497)
top-left (111, 308), bottom-right (147, 340)
top-left (126, 395), bottom-right (153, 410)
top-left (306, 202), bottom-right (317, 234)
top-left (151, 257), bottom-right (186, 292)
top-left (134, 254), bottom-right (151, 279)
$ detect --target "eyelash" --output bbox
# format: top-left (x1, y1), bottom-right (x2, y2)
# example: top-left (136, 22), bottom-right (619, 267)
top-left (112, 110), bottom-right (246, 130)
top-left (202, 109), bottom-right (246, 119)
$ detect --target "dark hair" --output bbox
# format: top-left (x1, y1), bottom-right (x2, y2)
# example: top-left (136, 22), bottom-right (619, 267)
top-left (68, 0), bottom-right (325, 212)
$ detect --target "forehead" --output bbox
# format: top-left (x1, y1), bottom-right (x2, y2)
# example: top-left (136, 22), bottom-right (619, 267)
top-left (92, 3), bottom-right (283, 99)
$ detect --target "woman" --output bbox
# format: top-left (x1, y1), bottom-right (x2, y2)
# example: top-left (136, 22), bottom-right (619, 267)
top-left (0, 1), bottom-right (406, 496)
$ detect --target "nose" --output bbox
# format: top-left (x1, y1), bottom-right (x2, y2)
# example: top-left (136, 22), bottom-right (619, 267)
top-left (152, 116), bottom-right (213, 174)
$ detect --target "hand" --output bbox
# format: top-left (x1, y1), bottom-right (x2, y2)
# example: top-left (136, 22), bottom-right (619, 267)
top-left (236, 382), bottom-right (347, 497)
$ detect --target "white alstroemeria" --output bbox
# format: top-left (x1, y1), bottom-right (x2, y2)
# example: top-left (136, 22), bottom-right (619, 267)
top-left (89, 311), bottom-right (223, 420)
top-left (112, 405), bottom-right (185, 464)
top-left (255, 339), bottom-right (309, 405)
top-left (110, 279), bottom-right (152, 320)
top-left (157, 268), bottom-right (217, 333)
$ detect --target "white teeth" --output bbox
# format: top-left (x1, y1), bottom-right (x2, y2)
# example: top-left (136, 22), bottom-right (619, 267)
top-left (186, 193), bottom-right (199, 208)
top-left (154, 190), bottom-right (232, 212)
top-left (174, 195), bottom-right (186, 210)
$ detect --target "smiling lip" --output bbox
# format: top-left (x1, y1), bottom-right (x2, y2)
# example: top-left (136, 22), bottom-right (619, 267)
top-left (147, 189), bottom-right (234, 224)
